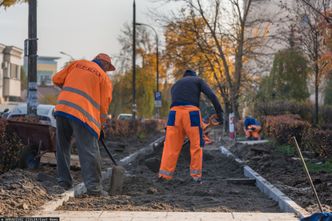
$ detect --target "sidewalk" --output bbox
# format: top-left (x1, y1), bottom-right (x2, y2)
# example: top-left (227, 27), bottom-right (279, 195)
top-left (35, 211), bottom-right (299, 221)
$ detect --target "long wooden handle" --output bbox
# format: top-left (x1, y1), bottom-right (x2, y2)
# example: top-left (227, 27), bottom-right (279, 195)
top-left (292, 136), bottom-right (323, 212)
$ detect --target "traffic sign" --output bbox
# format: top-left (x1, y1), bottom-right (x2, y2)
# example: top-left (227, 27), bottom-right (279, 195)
top-left (154, 91), bottom-right (162, 108)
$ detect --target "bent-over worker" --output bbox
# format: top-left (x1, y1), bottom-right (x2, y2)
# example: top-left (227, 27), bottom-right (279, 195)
top-left (244, 116), bottom-right (262, 140)
top-left (52, 53), bottom-right (114, 196)
top-left (159, 70), bottom-right (223, 183)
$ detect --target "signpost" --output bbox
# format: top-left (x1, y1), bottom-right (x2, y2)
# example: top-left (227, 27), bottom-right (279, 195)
top-left (154, 91), bottom-right (162, 108)
top-left (229, 113), bottom-right (235, 140)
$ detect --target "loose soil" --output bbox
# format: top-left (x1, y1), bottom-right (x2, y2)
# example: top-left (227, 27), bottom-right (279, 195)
top-left (58, 140), bottom-right (280, 212)
top-left (230, 142), bottom-right (332, 213)
top-left (0, 132), bottom-right (162, 217)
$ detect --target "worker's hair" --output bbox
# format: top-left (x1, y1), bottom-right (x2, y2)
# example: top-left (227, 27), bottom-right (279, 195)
top-left (183, 69), bottom-right (197, 77)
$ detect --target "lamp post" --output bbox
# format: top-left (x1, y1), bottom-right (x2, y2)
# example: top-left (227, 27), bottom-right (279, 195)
top-left (59, 51), bottom-right (75, 61)
top-left (135, 22), bottom-right (160, 118)
top-left (132, 0), bottom-right (137, 120)
top-left (26, 0), bottom-right (38, 116)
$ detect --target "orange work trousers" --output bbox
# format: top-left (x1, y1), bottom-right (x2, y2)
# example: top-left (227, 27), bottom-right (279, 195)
top-left (159, 106), bottom-right (204, 180)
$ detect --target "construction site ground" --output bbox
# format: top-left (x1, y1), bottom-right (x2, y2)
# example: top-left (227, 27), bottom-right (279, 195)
top-left (0, 131), bottom-right (162, 217)
top-left (58, 134), bottom-right (281, 213)
top-left (2, 128), bottom-right (322, 220)
top-left (230, 142), bottom-right (332, 214)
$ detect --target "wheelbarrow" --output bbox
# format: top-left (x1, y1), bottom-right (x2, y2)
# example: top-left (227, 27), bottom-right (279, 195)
top-left (5, 120), bottom-right (56, 169)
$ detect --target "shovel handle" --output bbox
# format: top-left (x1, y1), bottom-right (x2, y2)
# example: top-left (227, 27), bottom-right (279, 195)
top-left (292, 136), bottom-right (323, 212)
top-left (100, 139), bottom-right (118, 166)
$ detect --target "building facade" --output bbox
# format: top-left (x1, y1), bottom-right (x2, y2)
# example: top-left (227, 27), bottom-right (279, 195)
top-left (0, 43), bottom-right (22, 103)
top-left (24, 56), bottom-right (60, 86)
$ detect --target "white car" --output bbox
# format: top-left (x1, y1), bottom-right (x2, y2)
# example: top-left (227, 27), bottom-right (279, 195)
top-left (117, 113), bottom-right (134, 121)
top-left (6, 104), bottom-right (56, 128)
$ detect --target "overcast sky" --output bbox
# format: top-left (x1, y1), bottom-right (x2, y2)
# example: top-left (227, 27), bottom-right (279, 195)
top-left (0, 0), bottom-right (174, 69)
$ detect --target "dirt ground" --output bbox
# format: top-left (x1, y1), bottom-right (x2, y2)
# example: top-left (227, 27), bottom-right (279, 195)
top-left (0, 169), bottom-right (53, 216)
top-left (230, 142), bottom-right (332, 213)
top-left (0, 131), bottom-right (162, 216)
top-left (58, 137), bottom-right (280, 212)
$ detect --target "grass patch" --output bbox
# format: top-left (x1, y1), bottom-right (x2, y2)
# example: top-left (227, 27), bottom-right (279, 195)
top-left (307, 159), bottom-right (332, 173)
top-left (276, 144), bottom-right (295, 157)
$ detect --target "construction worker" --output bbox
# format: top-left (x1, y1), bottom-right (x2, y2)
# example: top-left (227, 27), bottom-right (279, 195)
top-left (159, 70), bottom-right (223, 183)
top-left (52, 53), bottom-right (114, 196)
top-left (244, 116), bottom-right (262, 140)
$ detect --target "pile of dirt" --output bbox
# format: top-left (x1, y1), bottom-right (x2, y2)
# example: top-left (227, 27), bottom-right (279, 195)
top-left (231, 142), bottom-right (332, 213)
top-left (58, 142), bottom-right (280, 212)
top-left (0, 169), bottom-right (53, 216)
top-left (0, 119), bottom-right (24, 174)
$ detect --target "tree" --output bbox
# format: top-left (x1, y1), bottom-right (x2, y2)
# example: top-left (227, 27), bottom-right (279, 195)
top-left (159, 0), bottom-right (271, 133)
top-left (0, 0), bottom-right (27, 7)
top-left (281, 0), bottom-right (332, 124)
top-left (111, 23), bottom-right (170, 118)
top-left (258, 48), bottom-right (310, 101)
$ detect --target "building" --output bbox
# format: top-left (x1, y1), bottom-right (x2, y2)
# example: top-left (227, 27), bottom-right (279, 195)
top-left (0, 43), bottom-right (23, 103)
top-left (24, 56), bottom-right (60, 86)
top-left (36, 56), bottom-right (60, 86)
top-left (244, 0), bottom-right (297, 76)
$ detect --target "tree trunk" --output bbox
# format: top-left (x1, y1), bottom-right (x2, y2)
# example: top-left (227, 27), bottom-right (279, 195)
top-left (315, 64), bottom-right (319, 125)
top-left (314, 32), bottom-right (319, 125)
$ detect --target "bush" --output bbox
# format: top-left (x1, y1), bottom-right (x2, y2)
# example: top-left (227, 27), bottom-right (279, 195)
top-left (255, 100), bottom-right (332, 127)
top-left (262, 114), bottom-right (311, 144)
top-left (320, 105), bottom-right (332, 129)
top-left (104, 119), bottom-right (160, 139)
top-left (255, 100), bottom-right (313, 122)
top-left (302, 128), bottom-right (332, 157)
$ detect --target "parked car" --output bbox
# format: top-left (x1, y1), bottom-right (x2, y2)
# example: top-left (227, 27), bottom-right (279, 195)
top-left (117, 113), bottom-right (134, 121)
top-left (6, 104), bottom-right (56, 127)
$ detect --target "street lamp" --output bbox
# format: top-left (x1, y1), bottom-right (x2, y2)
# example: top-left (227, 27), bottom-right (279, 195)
top-left (59, 51), bottom-right (75, 61)
top-left (135, 22), bottom-right (161, 118)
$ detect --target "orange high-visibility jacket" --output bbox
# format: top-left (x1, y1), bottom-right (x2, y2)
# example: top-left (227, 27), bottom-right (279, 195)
top-left (52, 60), bottom-right (113, 138)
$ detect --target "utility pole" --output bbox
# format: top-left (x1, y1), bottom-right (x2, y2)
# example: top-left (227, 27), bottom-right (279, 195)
top-left (26, 0), bottom-right (38, 115)
top-left (132, 0), bottom-right (137, 120)
top-left (135, 23), bottom-right (161, 119)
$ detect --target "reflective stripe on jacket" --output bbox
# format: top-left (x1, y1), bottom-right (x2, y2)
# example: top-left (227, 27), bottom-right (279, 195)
top-left (52, 60), bottom-right (112, 138)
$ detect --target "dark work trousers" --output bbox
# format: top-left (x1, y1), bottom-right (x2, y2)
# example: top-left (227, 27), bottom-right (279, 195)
top-left (55, 116), bottom-right (102, 194)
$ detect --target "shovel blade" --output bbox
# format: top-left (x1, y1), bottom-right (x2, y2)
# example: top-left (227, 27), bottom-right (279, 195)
top-left (109, 165), bottom-right (125, 195)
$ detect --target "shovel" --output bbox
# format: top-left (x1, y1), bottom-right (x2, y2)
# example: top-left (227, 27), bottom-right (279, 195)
top-left (100, 138), bottom-right (125, 195)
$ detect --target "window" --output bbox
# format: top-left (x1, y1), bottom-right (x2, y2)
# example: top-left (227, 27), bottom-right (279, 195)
top-left (10, 63), bottom-right (19, 79)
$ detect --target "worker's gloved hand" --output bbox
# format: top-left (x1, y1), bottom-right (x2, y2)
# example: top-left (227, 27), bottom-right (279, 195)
top-left (216, 114), bottom-right (223, 124)
top-left (100, 130), bottom-right (105, 141)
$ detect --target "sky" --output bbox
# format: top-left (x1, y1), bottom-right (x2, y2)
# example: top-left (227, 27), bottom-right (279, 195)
top-left (0, 0), bottom-right (174, 69)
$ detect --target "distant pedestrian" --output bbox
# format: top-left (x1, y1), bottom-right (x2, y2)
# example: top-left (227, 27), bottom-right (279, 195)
top-left (52, 53), bottom-right (115, 196)
top-left (159, 70), bottom-right (223, 183)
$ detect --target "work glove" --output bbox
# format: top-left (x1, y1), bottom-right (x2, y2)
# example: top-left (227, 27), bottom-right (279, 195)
top-left (216, 114), bottom-right (223, 124)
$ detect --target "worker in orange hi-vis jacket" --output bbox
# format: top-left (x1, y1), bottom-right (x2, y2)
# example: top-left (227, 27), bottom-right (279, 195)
top-left (52, 53), bottom-right (114, 196)
top-left (159, 70), bottom-right (223, 184)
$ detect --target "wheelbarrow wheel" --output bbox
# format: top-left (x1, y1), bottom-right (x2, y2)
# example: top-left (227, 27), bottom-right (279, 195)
top-left (19, 145), bottom-right (40, 169)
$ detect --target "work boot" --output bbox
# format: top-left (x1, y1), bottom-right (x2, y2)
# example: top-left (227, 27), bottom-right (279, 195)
top-left (192, 177), bottom-right (202, 184)
top-left (58, 181), bottom-right (73, 190)
top-left (86, 189), bottom-right (109, 197)
top-left (157, 176), bottom-right (170, 183)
